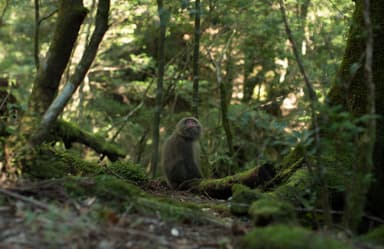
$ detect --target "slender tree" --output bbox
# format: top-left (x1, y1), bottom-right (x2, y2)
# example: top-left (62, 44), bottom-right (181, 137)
top-left (192, 0), bottom-right (201, 117)
top-left (30, 0), bottom-right (110, 146)
top-left (34, 0), bottom-right (40, 70)
top-left (151, 0), bottom-right (167, 177)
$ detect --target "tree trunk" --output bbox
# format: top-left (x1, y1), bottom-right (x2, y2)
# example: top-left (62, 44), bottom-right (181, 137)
top-left (4, 0), bottom-right (87, 170)
top-left (151, 0), bottom-right (167, 177)
top-left (191, 0), bottom-right (200, 117)
top-left (327, 0), bottom-right (384, 223)
top-left (30, 0), bottom-right (110, 146)
top-left (23, 0), bottom-right (88, 137)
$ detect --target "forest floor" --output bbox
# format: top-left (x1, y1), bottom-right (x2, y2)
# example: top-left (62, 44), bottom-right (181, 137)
top-left (0, 178), bottom-right (248, 249)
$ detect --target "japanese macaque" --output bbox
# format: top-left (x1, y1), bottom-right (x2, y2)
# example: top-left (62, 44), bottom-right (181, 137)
top-left (161, 117), bottom-right (203, 189)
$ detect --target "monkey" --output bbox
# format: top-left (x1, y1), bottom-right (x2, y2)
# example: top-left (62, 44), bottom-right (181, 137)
top-left (161, 117), bottom-right (203, 189)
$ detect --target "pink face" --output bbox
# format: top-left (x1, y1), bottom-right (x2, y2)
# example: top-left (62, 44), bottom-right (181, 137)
top-left (185, 119), bottom-right (198, 127)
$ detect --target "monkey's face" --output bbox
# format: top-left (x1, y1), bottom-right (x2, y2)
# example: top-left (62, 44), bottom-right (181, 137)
top-left (176, 117), bottom-right (202, 140)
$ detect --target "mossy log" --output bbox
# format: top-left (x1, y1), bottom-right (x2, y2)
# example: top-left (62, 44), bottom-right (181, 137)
top-left (53, 120), bottom-right (125, 161)
top-left (263, 146), bottom-right (304, 190)
top-left (198, 163), bottom-right (275, 199)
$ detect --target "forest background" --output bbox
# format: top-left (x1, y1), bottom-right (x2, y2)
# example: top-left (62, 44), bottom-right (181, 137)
top-left (0, 0), bottom-right (384, 248)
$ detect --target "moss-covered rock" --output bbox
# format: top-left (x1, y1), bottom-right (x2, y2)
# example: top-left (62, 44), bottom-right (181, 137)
top-left (358, 225), bottom-right (384, 247)
top-left (240, 225), bottom-right (354, 249)
top-left (230, 184), bottom-right (263, 215)
top-left (249, 198), bottom-right (296, 226)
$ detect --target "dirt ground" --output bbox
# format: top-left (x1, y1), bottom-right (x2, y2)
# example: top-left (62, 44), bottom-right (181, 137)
top-left (0, 180), bottom-right (249, 249)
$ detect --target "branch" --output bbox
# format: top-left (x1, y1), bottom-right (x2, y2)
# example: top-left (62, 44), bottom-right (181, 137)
top-left (0, 188), bottom-right (50, 211)
top-left (38, 9), bottom-right (58, 25)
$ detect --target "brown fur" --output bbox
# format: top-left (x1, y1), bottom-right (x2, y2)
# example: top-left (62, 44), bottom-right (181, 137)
top-left (161, 117), bottom-right (202, 189)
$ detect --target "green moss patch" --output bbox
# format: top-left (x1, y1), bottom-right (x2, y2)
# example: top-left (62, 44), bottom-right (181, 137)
top-left (358, 225), bottom-right (384, 246)
top-left (107, 160), bottom-right (148, 182)
top-left (26, 146), bottom-right (101, 179)
top-left (265, 168), bottom-right (312, 205)
top-left (240, 225), bottom-right (353, 249)
top-left (230, 184), bottom-right (262, 215)
top-left (249, 198), bottom-right (296, 226)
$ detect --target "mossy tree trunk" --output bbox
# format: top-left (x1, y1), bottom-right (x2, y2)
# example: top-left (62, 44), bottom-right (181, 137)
top-left (30, 0), bottom-right (110, 146)
top-left (22, 0), bottom-right (88, 137)
top-left (327, 0), bottom-right (384, 227)
top-left (4, 0), bottom-right (88, 169)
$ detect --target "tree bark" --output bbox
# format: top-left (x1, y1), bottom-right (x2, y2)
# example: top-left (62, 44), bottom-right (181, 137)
top-left (191, 0), bottom-right (201, 118)
top-left (327, 0), bottom-right (384, 224)
top-left (28, 0), bottom-right (87, 118)
top-left (4, 0), bottom-right (87, 170)
top-left (151, 0), bottom-right (167, 177)
top-left (29, 0), bottom-right (110, 146)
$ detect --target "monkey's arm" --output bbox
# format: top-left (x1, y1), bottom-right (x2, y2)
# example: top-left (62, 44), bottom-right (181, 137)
top-left (182, 141), bottom-right (202, 179)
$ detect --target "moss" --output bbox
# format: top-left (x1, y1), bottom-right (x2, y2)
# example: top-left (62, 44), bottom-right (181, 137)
top-left (240, 225), bottom-right (354, 249)
top-left (106, 161), bottom-right (148, 182)
top-left (64, 175), bottom-right (145, 203)
top-left (55, 120), bottom-right (125, 161)
top-left (266, 168), bottom-right (312, 205)
top-left (26, 146), bottom-right (101, 179)
top-left (358, 225), bottom-right (384, 246)
top-left (264, 146), bottom-right (304, 189)
top-left (230, 184), bottom-right (262, 215)
top-left (136, 197), bottom-right (214, 224)
top-left (62, 175), bottom-right (219, 224)
top-left (199, 164), bottom-right (275, 199)
top-left (249, 198), bottom-right (296, 226)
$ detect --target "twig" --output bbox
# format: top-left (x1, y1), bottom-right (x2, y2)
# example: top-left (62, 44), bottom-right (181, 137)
top-left (99, 81), bottom-right (152, 162)
top-left (0, 188), bottom-right (50, 211)
top-left (0, 92), bottom-right (9, 110)
top-left (38, 9), bottom-right (58, 25)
